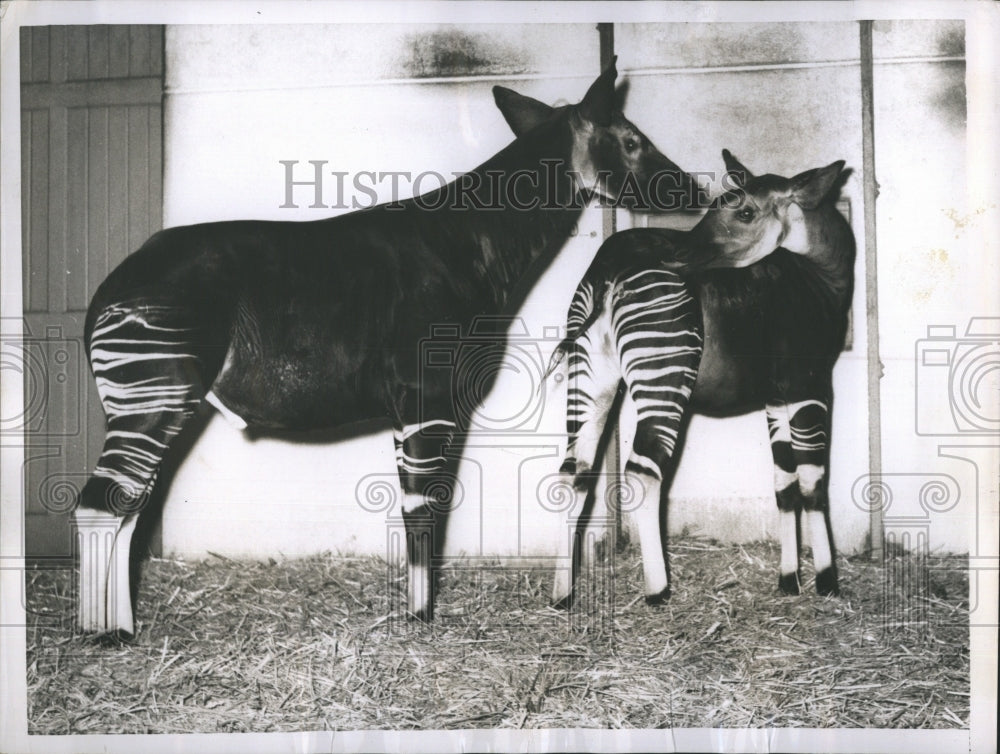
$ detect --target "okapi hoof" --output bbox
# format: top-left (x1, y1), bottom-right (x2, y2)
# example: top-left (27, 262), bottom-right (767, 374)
top-left (408, 607), bottom-right (433, 623)
top-left (644, 586), bottom-right (671, 606)
top-left (778, 572), bottom-right (800, 595)
top-left (552, 594), bottom-right (574, 612)
top-left (91, 629), bottom-right (135, 648)
top-left (815, 567), bottom-right (840, 596)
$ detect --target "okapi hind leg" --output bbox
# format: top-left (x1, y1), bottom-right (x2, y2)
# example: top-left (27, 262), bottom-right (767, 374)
top-left (623, 427), bottom-right (678, 606)
top-left (74, 491), bottom-right (140, 639)
top-left (549, 462), bottom-right (593, 612)
top-left (550, 342), bottom-right (621, 611)
top-left (76, 300), bottom-right (208, 637)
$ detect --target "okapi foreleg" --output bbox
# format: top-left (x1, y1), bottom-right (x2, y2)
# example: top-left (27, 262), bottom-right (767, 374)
top-left (766, 400), bottom-right (802, 594)
top-left (392, 418), bottom-right (457, 621)
top-left (766, 398), bottom-right (839, 596)
top-left (788, 399), bottom-right (838, 595)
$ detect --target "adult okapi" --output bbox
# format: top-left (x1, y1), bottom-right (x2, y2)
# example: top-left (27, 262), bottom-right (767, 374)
top-left (72, 60), bottom-right (706, 639)
top-left (547, 150), bottom-right (855, 608)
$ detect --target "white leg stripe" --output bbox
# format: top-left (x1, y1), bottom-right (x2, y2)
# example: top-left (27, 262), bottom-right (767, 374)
top-left (394, 420), bottom-right (456, 441)
top-left (408, 562), bottom-right (430, 617)
top-left (779, 509), bottom-right (799, 577)
top-left (627, 472), bottom-right (668, 596)
top-left (806, 510), bottom-right (833, 573)
top-left (627, 452), bottom-right (662, 480)
top-left (205, 391), bottom-right (247, 431)
top-left (796, 463), bottom-right (825, 496)
top-left (774, 465), bottom-right (797, 491)
top-left (765, 403), bottom-right (791, 442)
top-left (787, 399), bottom-right (827, 415)
top-left (401, 491), bottom-right (427, 514)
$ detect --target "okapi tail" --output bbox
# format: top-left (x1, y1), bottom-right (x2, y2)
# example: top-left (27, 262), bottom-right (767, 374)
top-left (542, 279), bottom-right (610, 382)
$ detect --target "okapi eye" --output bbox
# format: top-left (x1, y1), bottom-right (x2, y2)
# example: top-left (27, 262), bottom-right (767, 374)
top-left (624, 137), bottom-right (639, 153)
top-left (736, 206), bottom-right (756, 222)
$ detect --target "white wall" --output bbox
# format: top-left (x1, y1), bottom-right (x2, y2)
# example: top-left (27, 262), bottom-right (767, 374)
top-left (868, 21), bottom-right (990, 558)
top-left (159, 21), bottom-right (976, 561)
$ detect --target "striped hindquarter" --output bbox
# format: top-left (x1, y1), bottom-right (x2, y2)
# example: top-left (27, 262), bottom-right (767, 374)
top-left (554, 269), bottom-right (702, 607)
top-left (87, 303), bottom-right (205, 502)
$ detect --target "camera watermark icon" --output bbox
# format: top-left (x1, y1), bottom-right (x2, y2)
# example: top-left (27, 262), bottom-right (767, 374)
top-left (537, 471), bottom-right (644, 632)
top-left (418, 316), bottom-right (563, 435)
top-left (915, 317), bottom-right (1000, 436)
top-left (1, 319), bottom-right (85, 438)
top-left (852, 472), bottom-right (970, 633)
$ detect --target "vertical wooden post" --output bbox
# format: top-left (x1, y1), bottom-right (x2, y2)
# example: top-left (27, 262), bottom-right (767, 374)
top-left (860, 20), bottom-right (884, 560)
top-left (596, 23), bottom-right (626, 552)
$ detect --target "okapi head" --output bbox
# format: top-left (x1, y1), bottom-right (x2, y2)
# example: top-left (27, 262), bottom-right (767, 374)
top-left (492, 58), bottom-right (706, 212)
top-left (685, 149), bottom-right (849, 269)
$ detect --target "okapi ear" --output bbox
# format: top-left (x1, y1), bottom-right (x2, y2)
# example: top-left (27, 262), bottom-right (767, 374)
top-left (789, 160), bottom-right (846, 210)
top-left (577, 56), bottom-right (618, 127)
top-left (722, 149), bottom-right (753, 188)
top-left (493, 86), bottom-right (556, 136)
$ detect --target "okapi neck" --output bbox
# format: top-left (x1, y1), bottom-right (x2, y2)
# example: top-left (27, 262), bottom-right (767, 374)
top-left (788, 205), bottom-right (856, 304)
top-left (429, 120), bottom-right (587, 310)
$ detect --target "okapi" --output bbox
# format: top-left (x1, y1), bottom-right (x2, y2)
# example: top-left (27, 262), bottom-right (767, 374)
top-left (72, 61), bottom-right (706, 638)
top-left (547, 150), bottom-right (854, 608)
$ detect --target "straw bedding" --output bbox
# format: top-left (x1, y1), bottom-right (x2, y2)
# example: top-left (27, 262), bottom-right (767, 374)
top-left (25, 536), bottom-right (969, 734)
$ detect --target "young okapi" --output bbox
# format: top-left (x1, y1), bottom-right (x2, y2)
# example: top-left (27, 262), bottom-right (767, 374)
top-left (548, 149), bottom-right (854, 608)
top-left (73, 61), bottom-right (706, 638)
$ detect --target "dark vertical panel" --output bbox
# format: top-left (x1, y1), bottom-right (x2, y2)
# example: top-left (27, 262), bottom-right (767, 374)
top-left (128, 26), bottom-right (151, 77)
top-left (43, 337), bottom-right (66, 519)
top-left (49, 26), bottom-right (68, 83)
top-left (66, 27), bottom-right (88, 82)
top-left (20, 27), bottom-right (31, 82)
top-left (127, 107), bottom-right (150, 251)
top-left (149, 27), bottom-right (164, 77)
top-left (28, 109), bottom-right (50, 313)
top-left (30, 27), bottom-right (50, 83)
top-left (48, 103), bottom-right (69, 314)
top-left (21, 109), bottom-right (32, 305)
top-left (23, 449), bottom-right (60, 517)
top-left (108, 106), bottom-right (130, 269)
top-left (87, 107), bottom-right (109, 296)
top-left (87, 376), bottom-right (104, 470)
top-left (66, 108), bottom-right (89, 311)
top-left (88, 26), bottom-right (110, 80)
top-left (109, 26), bottom-right (131, 78)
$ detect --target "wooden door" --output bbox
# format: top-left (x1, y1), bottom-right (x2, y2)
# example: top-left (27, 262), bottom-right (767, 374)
top-left (20, 25), bottom-right (164, 558)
